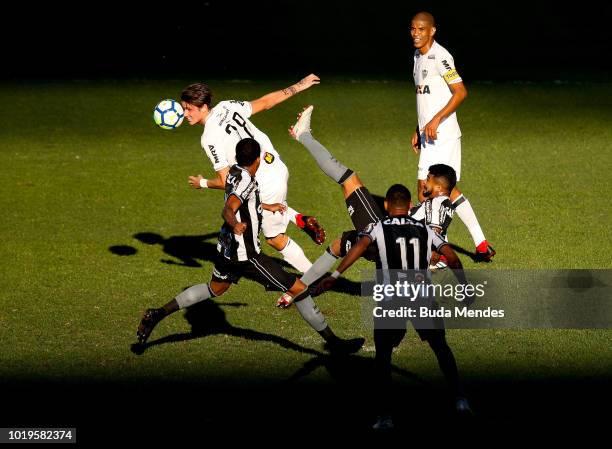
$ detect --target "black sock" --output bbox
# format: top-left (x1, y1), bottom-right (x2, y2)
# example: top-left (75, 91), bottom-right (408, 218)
top-left (161, 299), bottom-right (179, 316)
top-left (428, 336), bottom-right (464, 398)
top-left (318, 325), bottom-right (339, 343)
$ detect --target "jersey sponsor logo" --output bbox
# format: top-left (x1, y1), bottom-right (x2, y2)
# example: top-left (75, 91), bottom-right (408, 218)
top-left (383, 216), bottom-right (425, 227)
top-left (415, 85), bottom-right (431, 94)
top-left (263, 152), bottom-right (275, 164)
top-left (383, 217), bottom-right (408, 225)
top-left (443, 69), bottom-right (460, 83)
top-left (441, 59), bottom-right (452, 71)
top-left (422, 69), bottom-right (428, 79)
top-left (428, 54), bottom-right (435, 59)
top-left (208, 145), bottom-right (220, 164)
top-left (240, 181), bottom-right (257, 201)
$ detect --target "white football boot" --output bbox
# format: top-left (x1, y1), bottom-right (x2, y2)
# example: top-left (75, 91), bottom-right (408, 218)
top-left (289, 105), bottom-right (314, 140)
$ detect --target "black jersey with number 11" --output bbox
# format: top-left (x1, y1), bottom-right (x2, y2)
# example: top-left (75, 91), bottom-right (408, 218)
top-left (361, 215), bottom-right (447, 270)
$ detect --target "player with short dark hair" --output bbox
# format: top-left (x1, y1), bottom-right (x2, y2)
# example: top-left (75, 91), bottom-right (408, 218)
top-left (315, 183), bottom-right (473, 429)
top-left (136, 138), bottom-right (364, 355)
top-left (410, 163), bottom-right (457, 270)
top-left (410, 11), bottom-right (495, 262)
top-left (180, 75), bottom-right (326, 276)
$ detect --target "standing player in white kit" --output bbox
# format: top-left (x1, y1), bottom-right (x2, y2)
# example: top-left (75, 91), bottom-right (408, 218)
top-left (180, 75), bottom-right (325, 273)
top-left (410, 12), bottom-right (495, 262)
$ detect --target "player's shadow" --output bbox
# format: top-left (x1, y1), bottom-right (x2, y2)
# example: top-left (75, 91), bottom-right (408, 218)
top-left (449, 243), bottom-right (480, 262)
top-left (109, 231), bottom-right (221, 268)
top-left (130, 298), bottom-right (321, 357)
top-left (131, 295), bottom-right (424, 388)
top-left (110, 231), bottom-right (295, 272)
top-left (287, 349), bottom-right (427, 388)
top-left (111, 231), bottom-right (363, 295)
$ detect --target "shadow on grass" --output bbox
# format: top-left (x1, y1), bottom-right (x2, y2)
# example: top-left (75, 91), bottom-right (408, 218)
top-left (110, 231), bottom-right (363, 295)
top-left (131, 299), bottom-right (424, 387)
top-left (131, 300), bottom-right (321, 357)
top-left (110, 231), bottom-right (223, 268)
top-left (449, 243), bottom-right (480, 262)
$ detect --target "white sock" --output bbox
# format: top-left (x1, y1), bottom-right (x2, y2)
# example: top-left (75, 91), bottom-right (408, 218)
top-left (453, 195), bottom-right (486, 247)
top-left (175, 283), bottom-right (214, 309)
top-left (287, 207), bottom-right (299, 225)
top-left (300, 249), bottom-right (339, 286)
top-left (280, 237), bottom-right (312, 273)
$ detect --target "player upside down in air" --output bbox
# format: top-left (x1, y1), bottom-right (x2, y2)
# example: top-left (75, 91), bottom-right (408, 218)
top-left (278, 106), bottom-right (473, 428)
top-left (136, 138), bottom-right (364, 355)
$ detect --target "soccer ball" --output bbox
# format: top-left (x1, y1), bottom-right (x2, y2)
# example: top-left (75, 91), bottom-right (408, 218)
top-left (153, 99), bottom-right (184, 130)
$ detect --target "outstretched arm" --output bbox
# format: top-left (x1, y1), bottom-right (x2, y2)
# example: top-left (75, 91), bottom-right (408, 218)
top-left (250, 74), bottom-right (320, 115)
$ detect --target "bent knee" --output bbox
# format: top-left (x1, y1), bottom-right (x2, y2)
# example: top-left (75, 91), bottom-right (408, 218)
top-left (265, 234), bottom-right (288, 250)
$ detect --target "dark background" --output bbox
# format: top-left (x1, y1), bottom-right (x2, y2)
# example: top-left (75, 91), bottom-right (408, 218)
top-left (4, 0), bottom-right (611, 81)
top-left (2, 1), bottom-right (610, 442)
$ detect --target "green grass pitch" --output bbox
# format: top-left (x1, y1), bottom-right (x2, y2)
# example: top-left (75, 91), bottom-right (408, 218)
top-left (0, 78), bottom-right (610, 428)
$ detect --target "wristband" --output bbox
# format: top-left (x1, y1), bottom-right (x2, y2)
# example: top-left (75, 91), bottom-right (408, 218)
top-left (331, 270), bottom-right (341, 279)
top-left (199, 178), bottom-right (209, 189)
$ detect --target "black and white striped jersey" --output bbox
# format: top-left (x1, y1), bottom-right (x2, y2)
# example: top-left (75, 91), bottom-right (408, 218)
top-left (410, 195), bottom-right (454, 238)
top-left (218, 165), bottom-right (263, 261)
top-left (360, 215), bottom-right (447, 271)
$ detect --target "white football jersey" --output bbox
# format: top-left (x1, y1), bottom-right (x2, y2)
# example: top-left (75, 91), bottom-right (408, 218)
top-left (200, 100), bottom-right (281, 172)
top-left (413, 41), bottom-right (462, 142)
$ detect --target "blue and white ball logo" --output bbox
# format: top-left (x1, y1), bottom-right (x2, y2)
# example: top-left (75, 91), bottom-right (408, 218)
top-left (153, 99), bottom-right (184, 130)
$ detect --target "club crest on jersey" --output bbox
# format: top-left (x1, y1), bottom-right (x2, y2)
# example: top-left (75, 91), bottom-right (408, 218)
top-left (415, 85), bottom-right (431, 94)
top-left (422, 69), bottom-right (428, 79)
top-left (264, 152), bottom-right (275, 164)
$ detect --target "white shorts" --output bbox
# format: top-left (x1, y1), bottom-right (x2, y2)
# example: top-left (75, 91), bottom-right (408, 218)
top-left (417, 137), bottom-right (461, 181)
top-left (256, 154), bottom-right (291, 238)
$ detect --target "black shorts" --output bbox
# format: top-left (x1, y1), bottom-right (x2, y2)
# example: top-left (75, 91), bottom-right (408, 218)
top-left (340, 230), bottom-right (379, 262)
top-left (211, 252), bottom-right (297, 292)
top-left (345, 186), bottom-right (384, 232)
